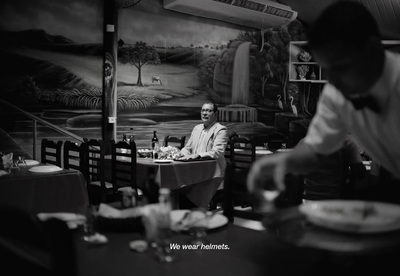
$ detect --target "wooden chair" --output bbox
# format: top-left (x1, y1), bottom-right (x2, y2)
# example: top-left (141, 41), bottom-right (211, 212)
top-left (0, 205), bottom-right (76, 276)
top-left (111, 139), bottom-right (142, 206)
top-left (224, 131), bottom-right (239, 163)
top-left (209, 132), bottom-right (239, 211)
top-left (63, 140), bottom-right (86, 172)
top-left (41, 138), bottom-right (63, 167)
top-left (253, 135), bottom-right (270, 149)
top-left (266, 131), bottom-right (286, 150)
top-left (223, 136), bottom-right (264, 222)
top-left (163, 135), bottom-right (186, 149)
top-left (83, 139), bottom-right (114, 205)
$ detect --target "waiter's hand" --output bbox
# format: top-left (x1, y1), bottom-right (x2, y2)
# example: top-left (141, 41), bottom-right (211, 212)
top-left (247, 153), bottom-right (288, 212)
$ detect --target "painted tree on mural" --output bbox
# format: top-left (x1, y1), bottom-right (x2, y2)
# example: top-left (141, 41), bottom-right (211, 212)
top-left (262, 27), bottom-right (291, 104)
top-left (119, 41), bottom-right (161, 86)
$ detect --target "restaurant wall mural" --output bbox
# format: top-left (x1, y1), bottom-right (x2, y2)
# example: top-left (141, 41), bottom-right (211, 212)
top-left (0, 0), bottom-right (307, 149)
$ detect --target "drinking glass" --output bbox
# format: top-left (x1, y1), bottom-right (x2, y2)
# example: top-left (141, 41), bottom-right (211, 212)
top-left (263, 143), bottom-right (269, 150)
top-left (80, 205), bottom-right (98, 242)
top-left (188, 208), bottom-right (209, 246)
top-left (142, 204), bottom-right (176, 263)
top-left (155, 223), bottom-right (175, 263)
top-left (281, 143), bottom-right (287, 149)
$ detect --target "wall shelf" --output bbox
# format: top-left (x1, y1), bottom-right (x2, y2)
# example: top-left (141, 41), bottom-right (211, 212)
top-left (289, 41), bottom-right (326, 83)
top-left (289, 40), bottom-right (400, 83)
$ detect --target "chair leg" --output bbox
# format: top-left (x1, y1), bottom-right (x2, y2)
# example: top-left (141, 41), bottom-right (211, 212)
top-left (209, 190), bottom-right (224, 211)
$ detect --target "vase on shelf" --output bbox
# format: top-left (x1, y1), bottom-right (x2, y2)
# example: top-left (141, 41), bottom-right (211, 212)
top-left (296, 65), bottom-right (309, 81)
top-left (309, 69), bottom-right (316, 80)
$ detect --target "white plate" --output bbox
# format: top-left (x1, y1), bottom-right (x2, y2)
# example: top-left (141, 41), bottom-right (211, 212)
top-left (276, 148), bottom-right (293, 153)
top-left (24, 159), bottom-right (40, 166)
top-left (29, 165), bottom-right (63, 173)
top-left (170, 210), bottom-right (228, 231)
top-left (299, 200), bottom-right (400, 234)
top-left (37, 212), bottom-right (86, 229)
top-left (256, 149), bottom-right (273, 155)
top-left (154, 159), bottom-right (174, 163)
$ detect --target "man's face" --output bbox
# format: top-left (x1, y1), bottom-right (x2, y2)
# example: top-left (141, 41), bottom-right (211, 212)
top-left (200, 103), bottom-right (217, 124)
top-left (312, 41), bottom-right (377, 99)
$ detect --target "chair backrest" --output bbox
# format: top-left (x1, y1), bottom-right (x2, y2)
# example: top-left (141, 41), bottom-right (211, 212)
top-left (163, 135), bottom-right (186, 149)
top-left (267, 131), bottom-right (286, 150)
top-left (230, 136), bottom-right (256, 170)
top-left (224, 132), bottom-right (239, 162)
top-left (111, 140), bottom-right (138, 202)
top-left (253, 135), bottom-right (270, 149)
top-left (83, 139), bottom-right (106, 200)
top-left (63, 140), bottom-right (86, 172)
top-left (41, 138), bottom-right (63, 166)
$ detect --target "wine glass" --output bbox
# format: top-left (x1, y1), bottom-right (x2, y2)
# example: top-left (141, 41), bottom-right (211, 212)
top-left (188, 208), bottom-right (209, 246)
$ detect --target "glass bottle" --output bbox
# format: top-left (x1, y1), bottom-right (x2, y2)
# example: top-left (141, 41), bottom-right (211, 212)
top-left (128, 127), bottom-right (134, 143)
top-left (122, 133), bottom-right (127, 142)
top-left (151, 131), bottom-right (159, 159)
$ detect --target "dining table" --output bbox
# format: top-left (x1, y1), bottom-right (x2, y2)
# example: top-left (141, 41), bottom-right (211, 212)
top-left (263, 204), bottom-right (400, 274)
top-left (0, 163), bottom-right (89, 214)
top-left (74, 211), bottom-right (398, 276)
top-left (105, 156), bottom-right (224, 209)
top-left (74, 221), bottom-right (320, 276)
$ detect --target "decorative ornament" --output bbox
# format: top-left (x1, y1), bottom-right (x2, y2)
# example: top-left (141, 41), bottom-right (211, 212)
top-left (309, 68), bottom-right (317, 80)
top-left (296, 65), bottom-right (309, 80)
top-left (298, 51), bottom-right (312, 62)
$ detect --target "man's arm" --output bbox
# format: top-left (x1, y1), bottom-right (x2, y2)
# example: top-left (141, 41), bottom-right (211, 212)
top-left (247, 141), bottom-right (321, 193)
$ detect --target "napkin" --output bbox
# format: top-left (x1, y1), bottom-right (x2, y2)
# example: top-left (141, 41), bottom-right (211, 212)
top-left (0, 170), bottom-right (8, 177)
top-left (1, 152), bottom-right (13, 169)
top-left (97, 203), bottom-right (142, 218)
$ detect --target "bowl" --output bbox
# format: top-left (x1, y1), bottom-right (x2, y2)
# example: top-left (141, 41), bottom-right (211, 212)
top-left (137, 148), bottom-right (152, 158)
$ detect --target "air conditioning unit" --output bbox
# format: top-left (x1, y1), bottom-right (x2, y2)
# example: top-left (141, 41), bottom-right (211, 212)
top-left (164, 0), bottom-right (297, 29)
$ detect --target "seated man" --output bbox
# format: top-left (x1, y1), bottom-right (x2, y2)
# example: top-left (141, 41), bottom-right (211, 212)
top-left (178, 102), bottom-right (228, 173)
top-left (177, 102), bottom-right (228, 209)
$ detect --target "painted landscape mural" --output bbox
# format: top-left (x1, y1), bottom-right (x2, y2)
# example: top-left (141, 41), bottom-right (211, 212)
top-left (0, 0), bottom-right (310, 153)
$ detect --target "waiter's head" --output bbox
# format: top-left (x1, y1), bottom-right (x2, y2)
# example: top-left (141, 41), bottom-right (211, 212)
top-left (307, 1), bottom-right (384, 98)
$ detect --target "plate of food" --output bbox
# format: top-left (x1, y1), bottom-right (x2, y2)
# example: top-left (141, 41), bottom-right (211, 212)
top-left (299, 200), bottom-right (400, 234)
top-left (137, 148), bottom-right (152, 158)
top-left (170, 209), bottom-right (228, 231)
top-left (29, 165), bottom-right (63, 173)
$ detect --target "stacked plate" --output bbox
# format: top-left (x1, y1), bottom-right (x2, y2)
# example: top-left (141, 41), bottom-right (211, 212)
top-left (299, 200), bottom-right (400, 234)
